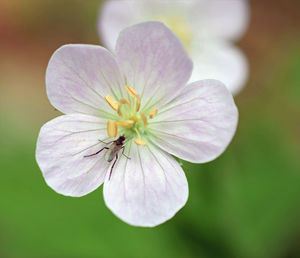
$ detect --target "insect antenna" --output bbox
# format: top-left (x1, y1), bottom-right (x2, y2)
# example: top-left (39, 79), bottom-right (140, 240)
top-left (98, 139), bottom-right (113, 145)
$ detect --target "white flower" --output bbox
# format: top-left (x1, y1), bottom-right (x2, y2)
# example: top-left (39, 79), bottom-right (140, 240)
top-left (36, 22), bottom-right (238, 227)
top-left (98, 0), bottom-right (250, 95)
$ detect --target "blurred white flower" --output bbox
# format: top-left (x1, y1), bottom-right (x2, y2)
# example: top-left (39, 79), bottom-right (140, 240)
top-left (98, 0), bottom-right (250, 95)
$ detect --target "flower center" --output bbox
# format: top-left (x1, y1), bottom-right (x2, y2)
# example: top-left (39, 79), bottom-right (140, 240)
top-left (155, 13), bottom-right (193, 52)
top-left (105, 86), bottom-right (158, 146)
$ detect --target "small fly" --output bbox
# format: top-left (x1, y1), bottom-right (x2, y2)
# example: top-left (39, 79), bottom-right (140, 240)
top-left (84, 136), bottom-right (130, 180)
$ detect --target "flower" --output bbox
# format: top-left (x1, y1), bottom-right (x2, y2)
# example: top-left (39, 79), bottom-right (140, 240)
top-left (98, 0), bottom-right (250, 95)
top-left (36, 22), bottom-right (238, 227)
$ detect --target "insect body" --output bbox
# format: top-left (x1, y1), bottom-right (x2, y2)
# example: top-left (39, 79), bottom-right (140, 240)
top-left (105, 136), bottom-right (125, 162)
top-left (84, 136), bottom-right (129, 180)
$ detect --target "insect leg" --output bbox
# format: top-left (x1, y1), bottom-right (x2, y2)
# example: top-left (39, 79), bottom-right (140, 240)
top-left (84, 147), bottom-right (109, 157)
top-left (121, 147), bottom-right (131, 159)
top-left (109, 153), bottom-right (118, 180)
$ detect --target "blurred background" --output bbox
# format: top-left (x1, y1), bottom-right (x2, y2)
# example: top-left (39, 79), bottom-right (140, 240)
top-left (0, 0), bottom-right (299, 257)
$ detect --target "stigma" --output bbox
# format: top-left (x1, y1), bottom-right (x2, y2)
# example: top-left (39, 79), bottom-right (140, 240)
top-left (104, 86), bottom-right (158, 146)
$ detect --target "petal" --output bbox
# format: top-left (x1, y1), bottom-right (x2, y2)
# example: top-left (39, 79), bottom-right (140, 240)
top-left (189, 42), bottom-right (248, 95)
top-left (148, 79), bottom-right (238, 163)
top-left (98, 0), bottom-right (141, 50)
top-left (36, 114), bottom-right (111, 197)
top-left (192, 0), bottom-right (250, 41)
top-left (46, 44), bottom-right (124, 116)
top-left (98, 0), bottom-right (193, 50)
top-left (115, 21), bottom-right (193, 108)
top-left (103, 142), bottom-right (188, 227)
top-left (99, 0), bottom-right (249, 47)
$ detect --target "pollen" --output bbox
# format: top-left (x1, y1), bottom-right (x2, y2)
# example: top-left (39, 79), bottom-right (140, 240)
top-left (149, 108), bottom-right (158, 119)
top-left (118, 120), bottom-right (134, 128)
top-left (105, 95), bottom-right (119, 111)
top-left (134, 138), bottom-right (147, 146)
top-left (107, 120), bottom-right (118, 137)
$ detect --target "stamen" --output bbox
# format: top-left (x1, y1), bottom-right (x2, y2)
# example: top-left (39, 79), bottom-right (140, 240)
top-left (135, 95), bottom-right (141, 112)
top-left (107, 120), bottom-right (118, 137)
top-left (117, 120), bottom-right (134, 128)
top-left (134, 128), bottom-right (147, 146)
top-left (140, 112), bottom-right (148, 126)
top-left (134, 138), bottom-right (147, 146)
top-left (125, 85), bottom-right (138, 98)
top-left (120, 99), bottom-right (130, 105)
top-left (104, 87), bottom-right (149, 145)
top-left (117, 99), bottom-right (131, 116)
top-left (125, 85), bottom-right (141, 112)
top-left (149, 108), bottom-right (158, 119)
top-left (105, 95), bottom-right (119, 111)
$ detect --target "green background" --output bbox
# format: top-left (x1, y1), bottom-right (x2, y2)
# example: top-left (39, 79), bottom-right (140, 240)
top-left (0, 0), bottom-right (299, 257)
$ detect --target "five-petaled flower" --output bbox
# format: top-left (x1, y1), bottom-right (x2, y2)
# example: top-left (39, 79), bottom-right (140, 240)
top-left (36, 22), bottom-right (238, 227)
top-left (99, 0), bottom-right (249, 95)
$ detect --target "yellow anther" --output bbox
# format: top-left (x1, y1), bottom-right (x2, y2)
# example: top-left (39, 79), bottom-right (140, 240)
top-left (120, 99), bottom-right (130, 105)
top-left (125, 85), bottom-right (141, 112)
top-left (117, 120), bottom-right (134, 128)
top-left (140, 112), bottom-right (148, 126)
top-left (125, 85), bottom-right (138, 98)
top-left (134, 138), bottom-right (147, 146)
top-left (117, 99), bottom-right (131, 116)
top-left (107, 120), bottom-right (118, 137)
top-left (105, 95), bottom-right (119, 111)
top-left (133, 128), bottom-right (146, 146)
top-left (135, 95), bottom-right (141, 112)
top-left (149, 108), bottom-right (158, 119)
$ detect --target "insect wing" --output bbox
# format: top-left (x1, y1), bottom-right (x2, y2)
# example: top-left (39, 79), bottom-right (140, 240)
top-left (105, 143), bottom-right (117, 162)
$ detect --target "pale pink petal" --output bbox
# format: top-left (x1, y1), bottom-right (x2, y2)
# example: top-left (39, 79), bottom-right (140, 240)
top-left (36, 114), bottom-right (111, 197)
top-left (46, 44), bottom-right (124, 116)
top-left (115, 21), bottom-right (193, 108)
top-left (98, 0), bottom-right (194, 50)
top-left (98, 0), bottom-right (141, 50)
top-left (99, 0), bottom-right (249, 47)
top-left (149, 79), bottom-right (238, 163)
top-left (192, 0), bottom-right (250, 41)
top-left (189, 42), bottom-right (248, 95)
top-left (103, 142), bottom-right (188, 227)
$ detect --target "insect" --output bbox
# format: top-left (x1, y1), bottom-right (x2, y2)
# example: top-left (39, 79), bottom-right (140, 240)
top-left (84, 136), bottom-right (130, 180)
